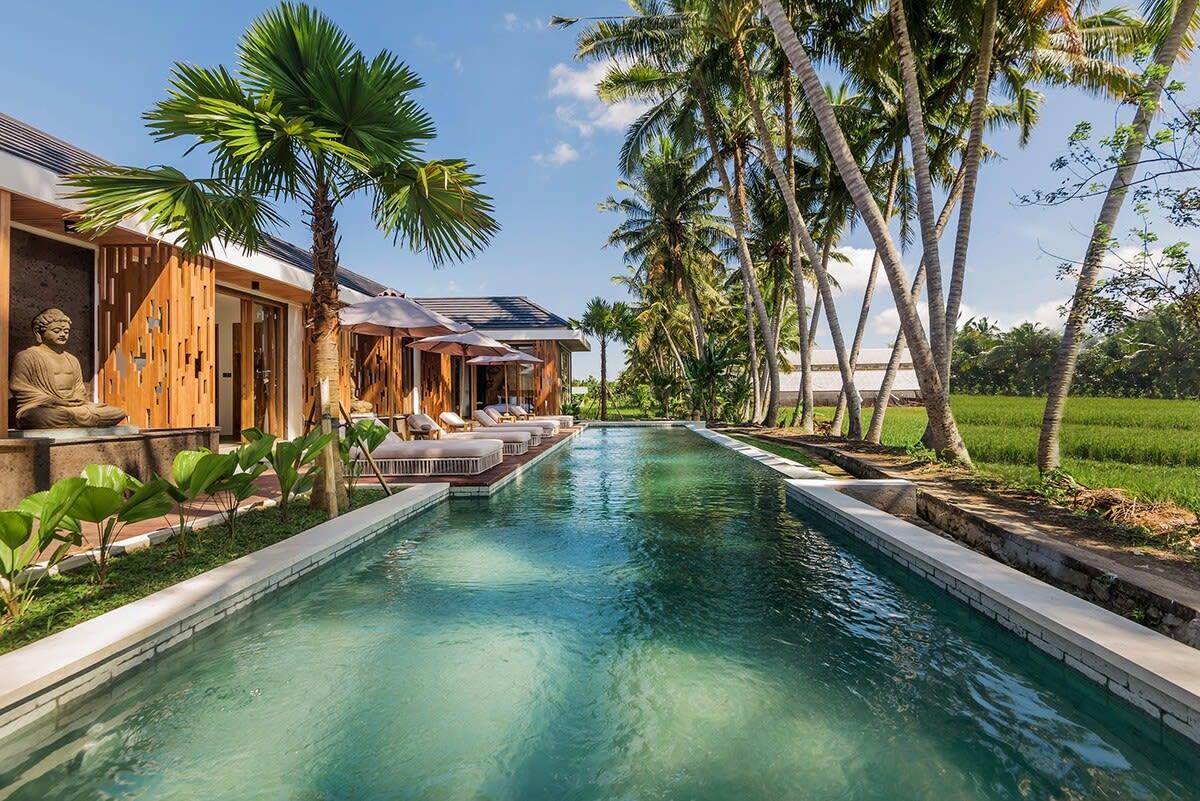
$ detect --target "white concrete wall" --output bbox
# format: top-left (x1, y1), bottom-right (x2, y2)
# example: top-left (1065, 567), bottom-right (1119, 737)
top-left (287, 305), bottom-right (304, 438)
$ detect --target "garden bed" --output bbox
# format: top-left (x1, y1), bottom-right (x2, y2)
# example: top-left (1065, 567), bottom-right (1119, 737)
top-left (0, 489), bottom-right (385, 656)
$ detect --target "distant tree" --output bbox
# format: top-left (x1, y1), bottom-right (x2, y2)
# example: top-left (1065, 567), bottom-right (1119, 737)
top-left (572, 298), bottom-right (637, 420)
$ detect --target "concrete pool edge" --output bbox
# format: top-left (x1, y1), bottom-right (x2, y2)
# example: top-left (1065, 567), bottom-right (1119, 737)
top-left (692, 425), bottom-right (1200, 745)
top-left (0, 482), bottom-right (450, 741)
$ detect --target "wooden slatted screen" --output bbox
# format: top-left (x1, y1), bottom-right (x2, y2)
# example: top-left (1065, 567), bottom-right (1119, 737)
top-left (96, 244), bottom-right (216, 429)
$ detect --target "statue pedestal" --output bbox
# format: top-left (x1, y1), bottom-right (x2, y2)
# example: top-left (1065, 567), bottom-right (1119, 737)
top-left (8, 425), bottom-right (141, 442)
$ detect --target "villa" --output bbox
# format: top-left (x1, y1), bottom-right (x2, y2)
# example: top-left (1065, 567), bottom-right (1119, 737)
top-left (0, 113), bottom-right (584, 504)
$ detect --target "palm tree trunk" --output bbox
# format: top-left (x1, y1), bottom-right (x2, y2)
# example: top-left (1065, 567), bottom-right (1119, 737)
top-left (833, 149), bottom-right (903, 433)
top-left (308, 176), bottom-right (347, 515)
top-left (599, 336), bottom-right (608, 421)
top-left (942, 0), bottom-right (998, 380)
top-left (784, 72), bottom-right (814, 432)
top-left (1037, 0), bottom-right (1198, 473)
top-left (869, 162), bottom-right (967, 442)
top-left (685, 282), bottom-right (707, 355)
top-left (694, 75), bottom-right (780, 425)
top-left (742, 275), bottom-right (763, 422)
top-left (762, 0), bottom-right (969, 462)
top-left (889, 0), bottom-right (949, 374)
top-left (730, 141), bottom-right (781, 426)
top-left (732, 37), bottom-right (861, 438)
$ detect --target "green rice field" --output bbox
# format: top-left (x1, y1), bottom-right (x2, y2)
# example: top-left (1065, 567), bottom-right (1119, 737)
top-left (780, 395), bottom-right (1200, 512)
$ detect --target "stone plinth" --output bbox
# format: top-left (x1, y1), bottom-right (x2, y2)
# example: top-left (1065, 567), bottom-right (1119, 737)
top-left (8, 425), bottom-right (140, 441)
top-left (0, 428), bottom-right (219, 507)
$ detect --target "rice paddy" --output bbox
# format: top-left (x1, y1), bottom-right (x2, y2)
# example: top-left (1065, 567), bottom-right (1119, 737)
top-left (780, 395), bottom-right (1200, 512)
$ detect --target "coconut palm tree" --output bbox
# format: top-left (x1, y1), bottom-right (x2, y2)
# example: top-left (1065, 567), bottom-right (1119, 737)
top-left (1039, 0), bottom-right (1199, 472)
top-left (573, 297), bottom-right (638, 420)
top-left (67, 3), bottom-right (498, 515)
top-left (600, 135), bottom-right (727, 354)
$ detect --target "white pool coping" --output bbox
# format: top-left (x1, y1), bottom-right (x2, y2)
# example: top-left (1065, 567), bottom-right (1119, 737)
top-left (0, 482), bottom-right (449, 740)
top-left (693, 426), bottom-right (1200, 745)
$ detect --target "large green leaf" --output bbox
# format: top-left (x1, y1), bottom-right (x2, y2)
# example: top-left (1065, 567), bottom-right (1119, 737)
top-left (0, 511), bottom-right (33, 551)
top-left (70, 486), bottom-right (125, 523)
top-left (118, 478), bottom-right (173, 525)
top-left (172, 448), bottom-right (212, 487)
top-left (189, 452), bottom-right (238, 497)
top-left (237, 431), bottom-right (276, 470)
top-left (81, 464), bottom-right (132, 493)
top-left (19, 477), bottom-right (87, 543)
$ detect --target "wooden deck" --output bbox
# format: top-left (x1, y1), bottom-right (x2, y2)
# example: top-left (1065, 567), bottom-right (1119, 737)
top-left (67, 426), bottom-right (584, 555)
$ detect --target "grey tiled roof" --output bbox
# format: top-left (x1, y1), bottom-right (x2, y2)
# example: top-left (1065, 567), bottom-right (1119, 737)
top-left (0, 112), bottom-right (387, 296)
top-left (413, 297), bottom-right (572, 330)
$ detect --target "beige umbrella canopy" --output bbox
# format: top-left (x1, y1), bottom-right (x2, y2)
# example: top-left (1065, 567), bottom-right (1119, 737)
top-left (410, 330), bottom-right (513, 357)
top-left (468, 351), bottom-right (543, 408)
top-left (340, 293), bottom-right (470, 338)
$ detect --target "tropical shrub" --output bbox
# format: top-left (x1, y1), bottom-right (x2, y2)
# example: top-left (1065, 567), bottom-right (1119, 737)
top-left (206, 432), bottom-right (276, 541)
top-left (246, 428), bottom-right (332, 520)
top-left (1, 477), bottom-right (87, 624)
top-left (68, 466), bottom-right (172, 587)
top-left (164, 449), bottom-right (239, 557)
top-left (339, 419), bottom-right (389, 498)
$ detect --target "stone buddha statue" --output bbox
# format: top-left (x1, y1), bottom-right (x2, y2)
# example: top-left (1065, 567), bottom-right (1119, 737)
top-left (10, 308), bottom-right (128, 430)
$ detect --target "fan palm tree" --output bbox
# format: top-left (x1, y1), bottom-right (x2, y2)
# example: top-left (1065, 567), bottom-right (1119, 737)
top-left (66, 3), bottom-right (498, 515)
top-left (572, 297), bottom-right (638, 420)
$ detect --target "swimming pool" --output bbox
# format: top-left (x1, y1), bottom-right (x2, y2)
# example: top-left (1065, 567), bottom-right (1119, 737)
top-left (1, 427), bottom-right (1196, 800)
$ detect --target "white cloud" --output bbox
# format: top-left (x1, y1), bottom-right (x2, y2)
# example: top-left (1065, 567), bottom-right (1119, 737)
top-left (548, 62), bottom-right (650, 137)
top-left (1015, 298), bottom-right (1068, 329)
top-left (504, 12), bottom-right (545, 32)
top-left (533, 142), bottom-right (580, 166)
top-left (826, 246), bottom-right (879, 293)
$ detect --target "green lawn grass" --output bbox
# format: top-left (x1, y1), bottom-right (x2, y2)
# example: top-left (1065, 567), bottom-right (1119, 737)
top-left (780, 396), bottom-right (1200, 511)
top-left (0, 489), bottom-right (385, 655)
top-left (728, 434), bottom-right (821, 468)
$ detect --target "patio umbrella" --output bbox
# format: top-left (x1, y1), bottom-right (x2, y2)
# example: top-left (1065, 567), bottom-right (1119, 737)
top-left (468, 351), bottom-right (543, 408)
top-left (411, 330), bottom-right (514, 413)
top-left (340, 293), bottom-right (471, 337)
top-left (411, 330), bottom-right (513, 357)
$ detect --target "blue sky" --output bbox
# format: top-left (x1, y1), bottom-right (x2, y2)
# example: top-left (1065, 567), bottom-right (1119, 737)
top-left (2, 1), bottom-right (1193, 378)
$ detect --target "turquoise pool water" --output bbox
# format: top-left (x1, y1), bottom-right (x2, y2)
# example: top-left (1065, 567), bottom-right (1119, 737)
top-left (2, 427), bottom-right (1196, 800)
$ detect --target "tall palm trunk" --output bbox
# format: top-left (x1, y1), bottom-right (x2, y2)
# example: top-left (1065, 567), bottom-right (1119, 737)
top-left (942, 0), bottom-right (998, 380)
top-left (308, 176), bottom-right (348, 515)
top-left (1038, 0), bottom-right (1198, 472)
top-left (731, 141), bottom-right (781, 426)
top-left (599, 335), bottom-right (609, 421)
top-left (889, 0), bottom-right (949, 373)
top-left (763, 0), bottom-right (969, 462)
top-left (742, 275), bottom-right (764, 422)
top-left (694, 75), bottom-right (780, 425)
top-left (833, 149), bottom-right (902, 432)
top-left (869, 163), bottom-right (967, 442)
top-left (685, 281), bottom-right (707, 355)
top-left (784, 71), bottom-right (814, 432)
top-left (732, 37), bottom-right (861, 438)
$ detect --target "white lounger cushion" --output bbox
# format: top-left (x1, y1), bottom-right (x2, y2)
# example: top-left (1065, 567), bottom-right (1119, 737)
top-left (509, 404), bottom-right (573, 427)
top-left (473, 410), bottom-right (553, 437)
top-left (482, 406), bottom-right (559, 435)
top-left (372, 435), bottom-right (503, 460)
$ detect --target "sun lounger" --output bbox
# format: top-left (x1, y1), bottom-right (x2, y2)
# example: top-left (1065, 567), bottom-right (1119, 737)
top-left (439, 410), bottom-right (539, 446)
top-left (482, 406), bottom-right (559, 435)
top-left (505, 403), bottom-right (573, 428)
top-left (355, 427), bottom-right (503, 476)
top-left (407, 412), bottom-right (531, 455)
top-left (473, 409), bottom-right (555, 439)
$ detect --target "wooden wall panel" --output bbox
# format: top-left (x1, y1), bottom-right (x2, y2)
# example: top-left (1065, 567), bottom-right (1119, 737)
top-left (97, 244), bottom-right (216, 429)
top-left (419, 351), bottom-right (453, 416)
top-left (533, 340), bottom-right (562, 414)
top-left (0, 191), bottom-right (10, 433)
top-left (352, 332), bottom-right (413, 417)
